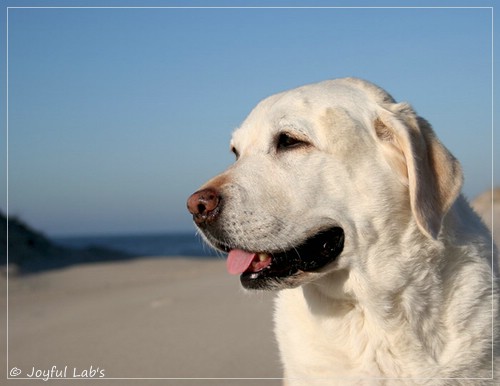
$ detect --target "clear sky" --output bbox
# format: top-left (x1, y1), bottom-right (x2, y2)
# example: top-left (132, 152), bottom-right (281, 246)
top-left (2, 1), bottom-right (498, 236)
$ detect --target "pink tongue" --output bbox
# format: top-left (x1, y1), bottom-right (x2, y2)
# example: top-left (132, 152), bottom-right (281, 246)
top-left (227, 249), bottom-right (257, 275)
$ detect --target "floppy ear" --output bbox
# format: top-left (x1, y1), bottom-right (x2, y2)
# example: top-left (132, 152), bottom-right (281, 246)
top-left (375, 103), bottom-right (463, 239)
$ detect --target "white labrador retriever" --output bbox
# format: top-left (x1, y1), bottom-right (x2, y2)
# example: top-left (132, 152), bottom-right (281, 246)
top-left (187, 78), bottom-right (498, 385)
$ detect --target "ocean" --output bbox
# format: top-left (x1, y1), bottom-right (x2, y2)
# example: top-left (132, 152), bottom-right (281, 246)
top-left (53, 232), bottom-right (220, 258)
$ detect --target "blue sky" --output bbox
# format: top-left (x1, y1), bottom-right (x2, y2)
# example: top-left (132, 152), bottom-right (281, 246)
top-left (2, 2), bottom-right (498, 236)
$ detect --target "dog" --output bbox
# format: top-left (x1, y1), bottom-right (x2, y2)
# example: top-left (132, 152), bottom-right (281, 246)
top-left (187, 78), bottom-right (498, 385)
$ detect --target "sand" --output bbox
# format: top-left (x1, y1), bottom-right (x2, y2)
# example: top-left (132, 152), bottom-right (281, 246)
top-left (472, 187), bottom-right (500, 247)
top-left (1, 257), bottom-right (283, 385)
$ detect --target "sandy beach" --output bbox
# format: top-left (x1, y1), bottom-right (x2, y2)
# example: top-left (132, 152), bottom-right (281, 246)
top-left (1, 257), bottom-right (282, 385)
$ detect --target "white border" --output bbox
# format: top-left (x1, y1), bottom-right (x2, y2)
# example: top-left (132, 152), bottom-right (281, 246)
top-left (4, 5), bottom-right (495, 382)
top-left (491, 6), bottom-right (496, 378)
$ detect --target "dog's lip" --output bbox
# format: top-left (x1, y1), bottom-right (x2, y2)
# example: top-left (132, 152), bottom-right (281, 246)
top-left (222, 227), bottom-right (345, 289)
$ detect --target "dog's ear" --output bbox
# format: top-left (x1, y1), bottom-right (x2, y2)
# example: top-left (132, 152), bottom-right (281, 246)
top-left (375, 103), bottom-right (463, 239)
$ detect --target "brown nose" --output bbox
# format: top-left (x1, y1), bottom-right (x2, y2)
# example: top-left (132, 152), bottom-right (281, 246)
top-left (187, 188), bottom-right (221, 225)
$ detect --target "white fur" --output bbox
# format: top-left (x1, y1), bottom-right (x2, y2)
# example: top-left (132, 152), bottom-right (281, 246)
top-left (196, 78), bottom-right (498, 384)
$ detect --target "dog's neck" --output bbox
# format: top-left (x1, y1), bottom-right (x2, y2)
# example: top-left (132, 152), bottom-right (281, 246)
top-left (296, 199), bottom-right (496, 377)
top-left (302, 257), bottom-right (448, 357)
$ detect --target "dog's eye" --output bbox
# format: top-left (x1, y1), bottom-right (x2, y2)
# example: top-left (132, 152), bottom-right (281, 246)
top-left (277, 133), bottom-right (307, 151)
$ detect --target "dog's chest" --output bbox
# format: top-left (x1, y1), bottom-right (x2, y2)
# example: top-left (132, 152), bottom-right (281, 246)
top-left (274, 289), bottom-right (415, 380)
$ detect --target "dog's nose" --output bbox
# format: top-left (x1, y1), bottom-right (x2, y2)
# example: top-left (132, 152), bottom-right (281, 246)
top-left (187, 188), bottom-right (221, 225)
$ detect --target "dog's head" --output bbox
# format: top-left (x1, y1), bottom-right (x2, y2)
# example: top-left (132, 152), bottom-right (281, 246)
top-left (187, 78), bottom-right (463, 290)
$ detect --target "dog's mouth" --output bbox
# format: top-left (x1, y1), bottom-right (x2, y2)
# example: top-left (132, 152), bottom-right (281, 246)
top-left (224, 227), bottom-right (344, 290)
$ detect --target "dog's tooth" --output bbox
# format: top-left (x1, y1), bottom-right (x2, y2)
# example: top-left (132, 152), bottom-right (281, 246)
top-left (259, 253), bottom-right (269, 261)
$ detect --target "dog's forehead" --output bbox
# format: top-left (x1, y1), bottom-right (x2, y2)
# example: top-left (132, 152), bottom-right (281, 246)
top-left (231, 79), bottom-right (381, 149)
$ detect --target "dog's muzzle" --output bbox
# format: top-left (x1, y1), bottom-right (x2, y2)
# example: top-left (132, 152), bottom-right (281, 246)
top-left (187, 188), bottom-right (345, 290)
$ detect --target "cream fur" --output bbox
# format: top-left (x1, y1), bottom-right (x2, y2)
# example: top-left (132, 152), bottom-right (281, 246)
top-left (194, 78), bottom-right (498, 385)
